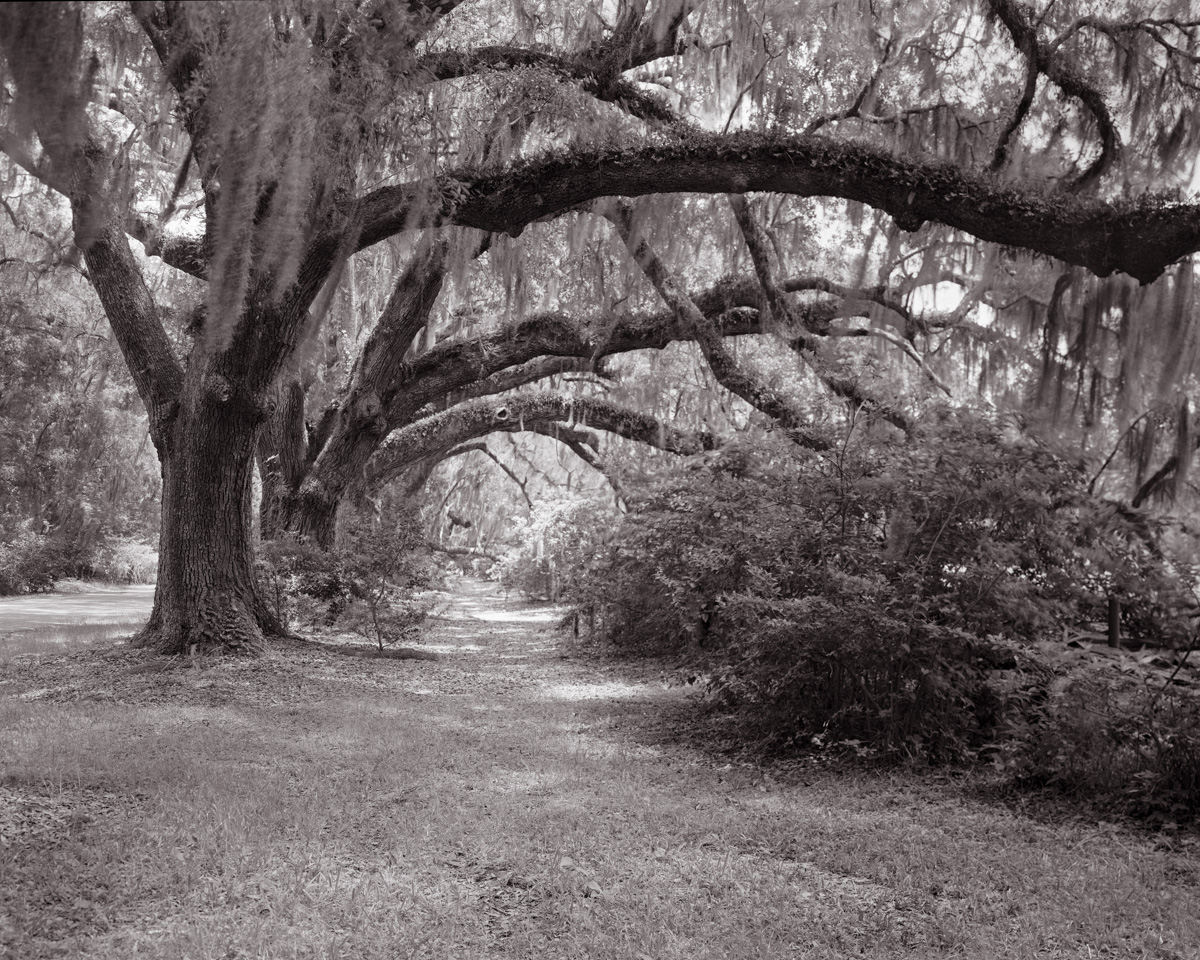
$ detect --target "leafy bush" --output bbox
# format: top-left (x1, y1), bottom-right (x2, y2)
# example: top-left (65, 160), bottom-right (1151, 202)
top-left (996, 640), bottom-right (1200, 822)
top-left (256, 533), bottom-right (337, 631)
top-left (572, 410), bottom-right (1197, 770)
top-left (93, 537), bottom-right (158, 584)
top-left (257, 505), bottom-right (435, 649)
top-left (0, 531), bottom-right (54, 594)
top-left (498, 491), bottom-right (615, 602)
top-left (0, 528), bottom-right (94, 595)
top-left (573, 430), bottom-right (1011, 758)
top-left (337, 508), bottom-right (436, 650)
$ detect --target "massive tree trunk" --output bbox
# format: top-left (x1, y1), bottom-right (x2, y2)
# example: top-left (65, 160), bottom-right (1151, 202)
top-left (68, 157), bottom-right (301, 654)
top-left (140, 376), bottom-right (280, 654)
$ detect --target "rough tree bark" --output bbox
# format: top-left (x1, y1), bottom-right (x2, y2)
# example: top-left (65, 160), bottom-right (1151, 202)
top-left (146, 367), bottom-right (281, 653)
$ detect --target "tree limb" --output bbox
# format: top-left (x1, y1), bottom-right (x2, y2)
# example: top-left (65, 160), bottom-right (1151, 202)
top-left (824, 324), bottom-right (951, 396)
top-left (728, 194), bottom-right (789, 324)
top-left (989, 12), bottom-right (1040, 173)
top-left (126, 215), bottom-right (208, 279)
top-left (725, 195), bottom-right (926, 421)
top-left (367, 390), bottom-right (715, 489)
top-left (0, 126), bottom-right (211, 281)
top-left (0, 128), bottom-right (71, 194)
top-left (531, 422), bottom-right (625, 497)
top-left (1132, 433), bottom-right (1200, 508)
top-left (605, 199), bottom-right (837, 447)
top-left (448, 441), bottom-right (532, 506)
top-left (418, 47), bottom-right (679, 126)
top-left (417, 0), bottom-right (695, 126)
top-left (988, 0), bottom-right (1121, 191)
top-left (130, 2), bottom-right (215, 175)
top-left (428, 355), bottom-right (611, 411)
top-left (354, 133), bottom-right (1196, 282)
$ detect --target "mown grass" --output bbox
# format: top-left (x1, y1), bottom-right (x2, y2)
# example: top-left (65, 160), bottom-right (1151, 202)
top-left (0, 623), bottom-right (142, 665)
top-left (1, 622), bottom-right (1198, 959)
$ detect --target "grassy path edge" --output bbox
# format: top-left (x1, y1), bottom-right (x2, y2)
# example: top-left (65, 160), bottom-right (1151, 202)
top-left (2, 577), bottom-right (1198, 959)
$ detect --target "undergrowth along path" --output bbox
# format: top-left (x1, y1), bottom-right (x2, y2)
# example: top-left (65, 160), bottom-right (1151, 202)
top-left (1, 577), bottom-right (1198, 959)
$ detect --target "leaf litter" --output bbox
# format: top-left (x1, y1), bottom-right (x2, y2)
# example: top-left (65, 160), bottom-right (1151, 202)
top-left (1, 576), bottom-right (1197, 959)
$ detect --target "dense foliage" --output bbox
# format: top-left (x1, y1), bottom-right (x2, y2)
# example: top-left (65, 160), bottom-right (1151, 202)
top-left (257, 502), bottom-right (435, 650)
top-left (499, 489), bottom-right (616, 602)
top-left (0, 274), bottom-right (159, 594)
top-left (512, 409), bottom-right (1200, 816)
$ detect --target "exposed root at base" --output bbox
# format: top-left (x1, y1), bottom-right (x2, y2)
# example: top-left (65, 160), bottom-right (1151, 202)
top-left (130, 625), bottom-right (270, 658)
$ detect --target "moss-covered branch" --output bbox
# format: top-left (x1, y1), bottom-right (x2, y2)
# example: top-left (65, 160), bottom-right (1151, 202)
top-left (367, 391), bottom-right (715, 489)
top-left (356, 133), bottom-right (1199, 283)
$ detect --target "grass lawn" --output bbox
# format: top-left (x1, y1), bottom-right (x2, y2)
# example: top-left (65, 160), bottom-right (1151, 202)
top-left (1, 580), bottom-right (1197, 959)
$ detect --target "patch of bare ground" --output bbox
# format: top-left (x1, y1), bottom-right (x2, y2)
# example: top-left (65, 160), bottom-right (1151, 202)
top-left (2, 577), bottom-right (1198, 959)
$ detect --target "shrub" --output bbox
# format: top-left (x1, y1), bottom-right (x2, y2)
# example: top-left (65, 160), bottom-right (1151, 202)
top-left (337, 507), bottom-right (435, 651)
top-left (996, 640), bottom-right (1200, 822)
top-left (0, 529), bottom-right (85, 595)
top-left (93, 537), bottom-right (158, 584)
top-left (573, 411), bottom-right (1197, 767)
top-left (497, 490), bottom-right (615, 602)
top-left (256, 533), bottom-right (338, 631)
top-left (257, 504), bottom-right (435, 648)
top-left (572, 430), bottom-right (1012, 758)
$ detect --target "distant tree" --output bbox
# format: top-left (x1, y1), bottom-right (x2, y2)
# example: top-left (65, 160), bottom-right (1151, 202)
top-left (1, 0), bottom-right (1198, 652)
top-left (0, 207), bottom-right (159, 591)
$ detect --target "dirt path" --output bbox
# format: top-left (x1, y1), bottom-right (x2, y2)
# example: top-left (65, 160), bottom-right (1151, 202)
top-left (2, 577), bottom-right (1198, 960)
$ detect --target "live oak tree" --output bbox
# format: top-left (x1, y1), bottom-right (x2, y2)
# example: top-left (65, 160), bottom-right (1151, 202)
top-left (1, 0), bottom-right (1199, 654)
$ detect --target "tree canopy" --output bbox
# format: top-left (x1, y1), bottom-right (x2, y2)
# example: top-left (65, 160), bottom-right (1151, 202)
top-left (1, 0), bottom-right (1199, 652)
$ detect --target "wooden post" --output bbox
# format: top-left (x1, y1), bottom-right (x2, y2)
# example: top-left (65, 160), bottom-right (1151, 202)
top-left (1108, 595), bottom-right (1121, 649)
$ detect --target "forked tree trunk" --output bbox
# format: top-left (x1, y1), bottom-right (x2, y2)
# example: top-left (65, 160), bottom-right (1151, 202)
top-left (260, 462), bottom-right (341, 549)
top-left (261, 490), bottom-right (340, 549)
top-left (136, 371), bottom-right (283, 655)
top-left (258, 377), bottom-right (318, 543)
top-left (290, 496), bottom-right (340, 549)
top-left (261, 485), bottom-right (340, 549)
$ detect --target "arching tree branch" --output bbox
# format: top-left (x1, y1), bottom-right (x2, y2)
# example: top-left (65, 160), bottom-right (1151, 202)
top-left (367, 391), bottom-right (715, 489)
top-left (531, 422), bottom-right (624, 497)
top-left (355, 134), bottom-right (1196, 282)
top-left (444, 441), bottom-right (532, 506)
top-left (725, 195), bottom-right (930, 421)
top-left (429, 355), bottom-right (612, 411)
